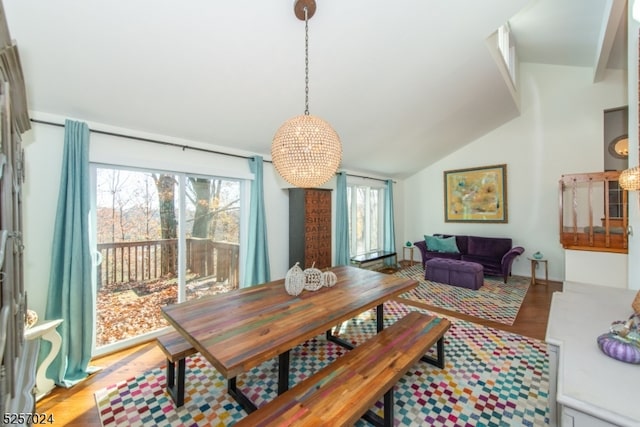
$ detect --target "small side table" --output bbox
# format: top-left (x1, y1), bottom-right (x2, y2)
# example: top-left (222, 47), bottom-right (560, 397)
top-left (25, 318), bottom-right (64, 401)
top-left (529, 258), bottom-right (548, 286)
top-left (402, 246), bottom-right (415, 267)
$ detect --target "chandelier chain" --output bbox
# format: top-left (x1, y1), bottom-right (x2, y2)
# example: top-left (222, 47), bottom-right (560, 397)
top-left (270, 0), bottom-right (342, 188)
top-left (304, 6), bottom-right (309, 115)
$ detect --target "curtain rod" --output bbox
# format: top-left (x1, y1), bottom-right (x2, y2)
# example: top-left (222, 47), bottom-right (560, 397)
top-left (345, 173), bottom-right (394, 184)
top-left (29, 118), bottom-right (257, 161)
top-left (30, 118), bottom-right (395, 183)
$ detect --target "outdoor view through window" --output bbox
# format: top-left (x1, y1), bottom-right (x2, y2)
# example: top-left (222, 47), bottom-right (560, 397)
top-left (94, 166), bottom-right (241, 349)
top-left (347, 184), bottom-right (383, 257)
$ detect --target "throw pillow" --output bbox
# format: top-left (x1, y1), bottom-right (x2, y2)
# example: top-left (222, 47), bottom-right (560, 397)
top-left (438, 236), bottom-right (460, 253)
top-left (424, 235), bottom-right (441, 252)
top-left (424, 235), bottom-right (460, 253)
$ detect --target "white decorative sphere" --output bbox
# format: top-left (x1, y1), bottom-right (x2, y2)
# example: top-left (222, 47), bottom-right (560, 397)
top-left (303, 267), bottom-right (323, 291)
top-left (285, 263), bottom-right (305, 296)
top-left (321, 271), bottom-right (337, 287)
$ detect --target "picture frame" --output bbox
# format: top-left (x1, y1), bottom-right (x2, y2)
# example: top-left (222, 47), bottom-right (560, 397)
top-left (444, 164), bottom-right (508, 223)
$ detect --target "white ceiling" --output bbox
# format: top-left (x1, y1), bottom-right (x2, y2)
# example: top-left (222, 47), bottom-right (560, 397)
top-left (2, 0), bottom-right (628, 179)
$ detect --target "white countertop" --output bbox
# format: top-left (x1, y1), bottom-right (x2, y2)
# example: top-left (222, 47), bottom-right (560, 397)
top-left (546, 283), bottom-right (640, 426)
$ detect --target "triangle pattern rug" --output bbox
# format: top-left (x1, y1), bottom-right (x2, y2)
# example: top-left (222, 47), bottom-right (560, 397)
top-left (95, 300), bottom-right (549, 427)
top-left (394, 264), bottom-right (530, 325)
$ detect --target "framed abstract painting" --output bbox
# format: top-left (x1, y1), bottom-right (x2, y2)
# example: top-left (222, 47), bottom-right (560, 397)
top-left (444, 164), bottom-right (507, 223)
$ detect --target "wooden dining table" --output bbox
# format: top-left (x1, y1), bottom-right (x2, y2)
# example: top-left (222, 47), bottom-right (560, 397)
top-left (161, 265), bottom-right (419, 413)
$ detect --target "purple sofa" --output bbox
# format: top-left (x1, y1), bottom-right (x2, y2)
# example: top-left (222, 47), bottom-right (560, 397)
top-left (414, 235), bottom-right (524, 283)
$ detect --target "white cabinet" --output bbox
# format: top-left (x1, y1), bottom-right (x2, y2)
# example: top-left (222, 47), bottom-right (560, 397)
top-left (546, 283), bottom-right (640, 427)
top-left (547, 342), bottom-right (559, 425)
top-left (561, 406), bottom-right (629, 427)
top-left (0, 8), bottom-right (31, 424)
top-left (0, 82), bottom-right (27, 423)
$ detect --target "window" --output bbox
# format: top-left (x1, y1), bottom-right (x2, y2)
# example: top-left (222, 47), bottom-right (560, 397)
top-left (347, 183), bottom-right (385, 257)
top-left (92, 164), bottom-right (242, 354)
top-left (498, 23), bottom-right (516, 85)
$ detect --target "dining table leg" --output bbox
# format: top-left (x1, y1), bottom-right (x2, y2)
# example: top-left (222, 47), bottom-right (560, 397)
top-left (228, 377), bottom-right (257, 413)
top-left (326, 303), bottom-right (386, 350)
top-left (278, 350), bottom-right (290, 394)
top-left (227, 349), bottom-right (292, 413)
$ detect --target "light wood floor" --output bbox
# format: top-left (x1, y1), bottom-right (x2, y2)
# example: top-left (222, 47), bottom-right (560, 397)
top-left (35, 277), bottom-right (563, 426)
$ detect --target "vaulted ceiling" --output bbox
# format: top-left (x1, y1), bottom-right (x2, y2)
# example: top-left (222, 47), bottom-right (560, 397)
top-left (3, 0), bottom-right (628, 179)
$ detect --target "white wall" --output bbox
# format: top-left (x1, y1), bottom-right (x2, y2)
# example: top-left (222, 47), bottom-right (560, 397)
top-left (565, 250), bottom-right (627, 288)
top-left (22, 124), bottom-right (64, 318)
top-left (403, 63), bottom-right (627, 282)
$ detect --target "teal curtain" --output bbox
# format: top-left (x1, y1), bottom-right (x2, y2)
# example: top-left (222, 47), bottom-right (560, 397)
top-left (43, 119), bottom-right (94, 387)
top-left (335, 172), bottom-right (350, 265)
top-left (243, 156), bottom-right (270, 286)
top-left (383, 179), bottom-right (396, 266)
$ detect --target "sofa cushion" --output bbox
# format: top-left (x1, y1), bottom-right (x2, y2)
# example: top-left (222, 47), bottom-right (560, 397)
top-left (437, 236), bottom-right (460, 253)
top-left (461, 254), bottom-right (501, 275)
top-left (434, 234), bottom-right (469, 254)
top-left (467, 236), bottom-right (511, 259)
top-left (425, 235), bottom-right (460, 253)
top-left (425, 251), bottom-right (462, 261)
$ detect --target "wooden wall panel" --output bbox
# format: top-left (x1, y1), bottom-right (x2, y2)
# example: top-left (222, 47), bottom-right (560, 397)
top-left (289, 188), bottom-right (332, 270)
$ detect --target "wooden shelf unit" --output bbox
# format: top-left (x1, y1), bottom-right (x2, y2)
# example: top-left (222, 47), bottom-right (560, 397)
top-left (289, 188), bottom-right (332, 270)
top-left (559, 171), bottom-right (628, 253)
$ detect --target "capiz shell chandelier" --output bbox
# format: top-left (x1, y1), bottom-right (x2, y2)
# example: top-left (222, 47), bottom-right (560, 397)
top-left (271, 0), bottom-right (342, 188)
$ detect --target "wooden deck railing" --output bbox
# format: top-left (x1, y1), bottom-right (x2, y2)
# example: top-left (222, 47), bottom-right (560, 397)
top-left (559, 171), bottom-right (628, 253)
top-left (97, 238), bottom-right (240, 287)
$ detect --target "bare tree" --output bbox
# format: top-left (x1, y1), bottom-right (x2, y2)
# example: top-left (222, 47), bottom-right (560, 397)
top-left (189, 177), bottom-right (212, 238)
top-left (152, 173), bottom-right (178, 276)
top-left (186, 178), bottom-right (240, 241)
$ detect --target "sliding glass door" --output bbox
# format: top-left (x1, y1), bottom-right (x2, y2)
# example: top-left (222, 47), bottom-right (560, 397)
top-left (92, 165), bottom-right (241, 354)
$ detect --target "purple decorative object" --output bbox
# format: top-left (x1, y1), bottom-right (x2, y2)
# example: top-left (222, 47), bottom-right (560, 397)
top-left (597, 333), bottom-right (640, 364)
top-left (415, 235), bottom-right (524, 283)
top-left (425, 258), bottom-right (484, 290)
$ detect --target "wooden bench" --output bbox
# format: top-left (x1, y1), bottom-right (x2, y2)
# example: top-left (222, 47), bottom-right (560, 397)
top-left (155, 330), bottom-right (197, 407)
top-left (234, 311), bottom-right (451, 427)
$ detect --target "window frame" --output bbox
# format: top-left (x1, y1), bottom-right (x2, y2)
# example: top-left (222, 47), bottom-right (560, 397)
top-left (90, 162), bottom-right (247, 356)
top-left (346, 179), bottom-right (386, 257)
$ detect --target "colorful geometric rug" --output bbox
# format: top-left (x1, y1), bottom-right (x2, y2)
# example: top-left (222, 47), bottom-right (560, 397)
top-left (95, 300), bottom-right (549, 426)
top-left (394, 264), bottom-right (530, 325)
